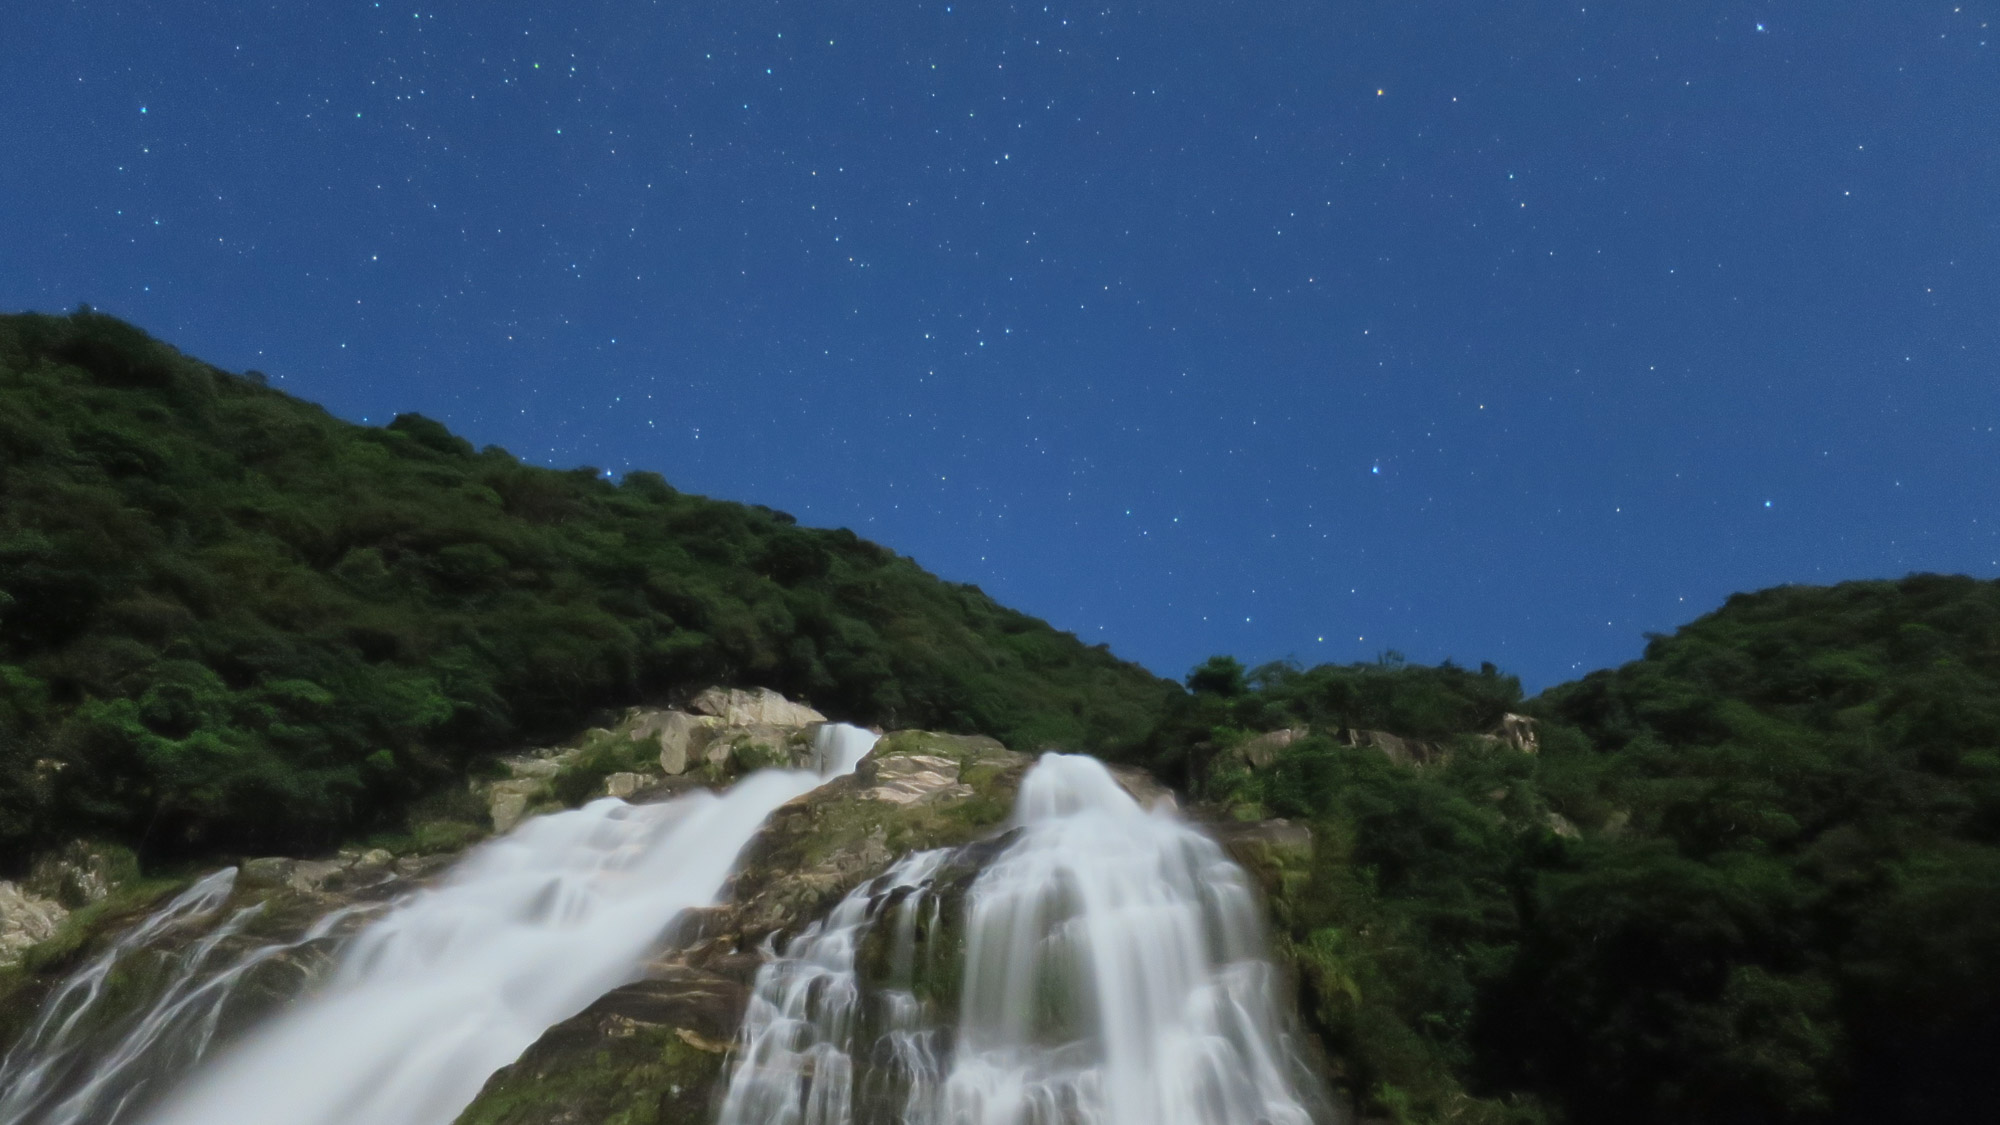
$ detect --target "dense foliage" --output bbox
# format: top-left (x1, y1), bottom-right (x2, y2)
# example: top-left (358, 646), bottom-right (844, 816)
top-left (6, 311), bottom-right (1995, 1125)
top-left (1170, 576), bottom-right (2000, 1125)
top-left (0, 310), bottom-right (1175, 865)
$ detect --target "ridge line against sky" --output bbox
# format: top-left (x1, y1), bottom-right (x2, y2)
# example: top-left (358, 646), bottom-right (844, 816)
top-left (5, 0), bottom-right (1996, 691)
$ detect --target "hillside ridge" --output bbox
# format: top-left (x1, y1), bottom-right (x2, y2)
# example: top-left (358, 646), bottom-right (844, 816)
top-left (0, 310), bottom-right (1175, 865)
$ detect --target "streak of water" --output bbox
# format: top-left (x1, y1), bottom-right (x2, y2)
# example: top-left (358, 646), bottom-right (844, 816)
top-left (946, 752), bottom-right (1315, 1125)
top-left (718, 751), bottom-right (1325, 1125)
top-left (136, 724), bottom-right (874, 1125)
top-left (716, 849), bottom-right (950, 1125)
top-left (0, 870), bottom-right (242, 1125)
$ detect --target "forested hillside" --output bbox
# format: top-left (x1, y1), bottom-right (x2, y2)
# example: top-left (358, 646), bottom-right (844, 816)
top-left (1161, 575), bottom-right (2000, 1125)
top-left (5, 310), bottom-right (1995, 1125)
top-left (0, 311), bottom-right (1176, 865)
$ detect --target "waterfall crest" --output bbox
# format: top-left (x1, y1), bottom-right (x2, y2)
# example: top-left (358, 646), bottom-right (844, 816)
top-left (718, 751), bottom-right (1324, 1125)
top-left (118, 723), bottom-right (877, 1125)
top-left (949, 753), bottom-right (1314, 1125)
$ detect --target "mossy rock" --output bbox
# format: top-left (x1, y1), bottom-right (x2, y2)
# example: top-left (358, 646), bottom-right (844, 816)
top-left (455, 971), bottom-right (745, 1125)
top-left (868, 729), bottom-right (1010, 767)
top-left (454, 728), bottom-right (1043, 1124)
top-left (0, 870), bottom-right (355, 1070)
top-left (723, 732), bottom-right (1030, 944)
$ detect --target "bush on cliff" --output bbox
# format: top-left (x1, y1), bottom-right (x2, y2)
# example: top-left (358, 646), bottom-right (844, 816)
top-left (1182, 575), bottom-right (2000, 1125)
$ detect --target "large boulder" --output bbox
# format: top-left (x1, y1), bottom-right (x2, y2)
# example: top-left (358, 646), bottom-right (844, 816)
top-left (1208, 818), bottom-right (1315, 905)
top-left (723, 729), bottom-right (1029, 945)
top-left (451, 949), bottom-right (752, 1125)
top-left (627, 710), bottom-right (714, 775)
top-left (699, 724), bottom-right (815, 774)
top-left (687, 687), bottom-right (826, 729)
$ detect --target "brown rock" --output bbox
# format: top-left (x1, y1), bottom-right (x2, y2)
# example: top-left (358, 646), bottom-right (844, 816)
top-left (863, 754), bottom-right (974, 805)
top-left (687, 687), bottom-right (826, 728)
top-left (0, 880), bottom-right (68, 967)
top-left (1492, 712), bottom-right (1539, 754)
top-left (1232, 728), bottom-right (1309, 770)
top-left (1339, 728), bottom-right (1444, 767)
top-left (1108, 764), bottom-right (1179, 812)
top-left (623, 709), bottom-right (714, 775)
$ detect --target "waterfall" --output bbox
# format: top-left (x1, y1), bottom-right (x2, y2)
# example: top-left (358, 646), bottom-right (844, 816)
top-left (716, 849), bottom-right (953, 1125)
top-left (0, 869), bottom-right (363, 1125)
top-left (45, 722), bottom-right (875, 1125)
top-left (718, 751), bottom-right (1324, 1125)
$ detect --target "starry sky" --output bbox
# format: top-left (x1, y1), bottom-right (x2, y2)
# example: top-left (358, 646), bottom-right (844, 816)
top-left (5, 1), bottom-right (1997, 691)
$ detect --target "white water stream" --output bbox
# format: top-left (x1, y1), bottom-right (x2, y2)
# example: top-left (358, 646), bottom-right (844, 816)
top-left (718, 751), bottom-right (1323, 1125)
top-left (113, 723), bottom-right (878, 1125)
top-left (6, 735), bottom-right (1323, 1125)
top-left (0, 869), bottom-right (362, 1125)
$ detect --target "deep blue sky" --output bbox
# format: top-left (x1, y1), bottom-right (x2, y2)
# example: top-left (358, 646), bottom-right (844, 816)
top-left (5, 1), bottom-right (1996, 690)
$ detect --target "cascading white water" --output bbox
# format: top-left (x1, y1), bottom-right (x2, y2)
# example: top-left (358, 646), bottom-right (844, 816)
top-left (0, 869), bottom-right (358, 1125)
top-left (718, 751), bottom-right (1324, 1125)
top-left (716, 849), bottom-right (951, 1125)
top-left (124, 722), bottom-right (878, 1125)
top-left (948, 753), bottom-right (1315, 1125)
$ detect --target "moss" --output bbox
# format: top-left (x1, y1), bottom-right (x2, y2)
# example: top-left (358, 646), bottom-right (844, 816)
top-left (16, 877), bottom-right (185, 978)
top-left (725, 733), bottom-right (789, 774)
top-left (0, 875), bottom-right (188, 1051)
top-left (871, 729), bottom-right (1008, 767)
top-left (29, 840), bottom-right (142, 907)
top-left (780, 785), bottom-right (1010, 875)
top-left (453, 1021), bottom-right (726, 1125)
top-left (364, 814), bottom-right (488, 857)
top-left (551, 745), bottom-right (638, 806)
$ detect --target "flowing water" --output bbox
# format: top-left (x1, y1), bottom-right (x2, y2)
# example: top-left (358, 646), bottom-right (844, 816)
top-left (6, 735), bottom-right (1322, 1125)
top-left (717, 751), bottom-right (1325, 1125)
top-left (0, 869), bottom-right (361, 1125)
top-left (134, 723), bottom-right (876, 1125)
top-left (0, 724), bottom-right (878, 1125)
top-left (716, 849), bottom-right (955, 1125)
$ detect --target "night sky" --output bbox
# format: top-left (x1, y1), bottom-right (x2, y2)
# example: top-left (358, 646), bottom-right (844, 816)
top-left (5, 2), bottom-right (1997, 691)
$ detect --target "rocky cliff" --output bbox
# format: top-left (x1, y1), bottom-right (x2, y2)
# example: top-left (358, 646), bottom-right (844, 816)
top-left (0, 691), bottom-right (1318, 1125)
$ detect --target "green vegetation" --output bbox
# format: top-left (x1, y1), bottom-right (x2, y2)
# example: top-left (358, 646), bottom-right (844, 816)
top-left (0, 310), bottom-right (1174, 866)
top-left (454, 1019), bottom-right (726, 1125)
top-left (5, 311), bottom-right (1995, 1125)
top-left (1174, 576), bottom-right (2000, 1125)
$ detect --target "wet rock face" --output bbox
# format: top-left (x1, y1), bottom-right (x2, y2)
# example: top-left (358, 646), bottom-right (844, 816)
top-left (451, 948), bottom-right (752, 1125)
top-left (0, 846), bottom-right (449, 1091)
top-left (725, 730), bottom-right (1028, 945)
top-left (453, 729), bottom-right (1034, 1125)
